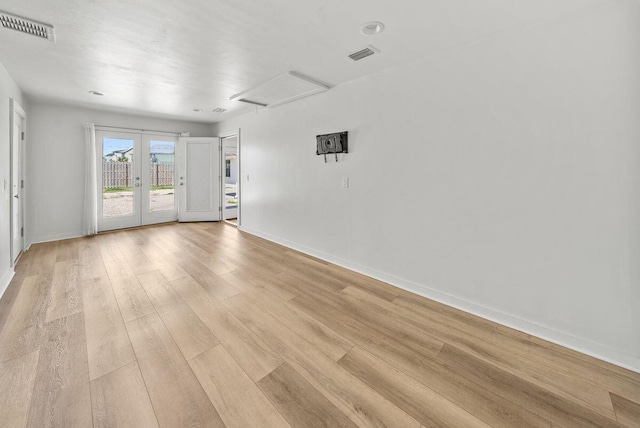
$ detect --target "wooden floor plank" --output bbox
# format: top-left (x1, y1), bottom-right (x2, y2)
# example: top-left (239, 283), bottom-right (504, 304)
top-left (222, 292), bottom-right (422, 428)
top-left (140, 243), bottom-right (191, 281)
top-left (79, 239), bottom-right (108, 280)
top-left (115, 231), bottom-right (158, 275)
top-left (81, 275), bottom-right (136, 380)
top-left (27, 313), bottom-right (92, 428)
top-left (44, 260), bottom-right (82, 323)
top-left (435, 343), bottom-right (623, 427)
top-left (0, 275), bottom-right (50, 363)
top-left (256, 362), bottom-right (357, 428)
top-left (0, 350), bottom-right (40, 427)
top-left (248, 288), bottom-right (354, 361)
top-left (610, 393), bottom-right (640, 428)
top-left (55, 238), bottom-right (79, 262)
top-left (170, 275), bottom-right (283, 382)
top-left (14, 241), bottom-right (58, 275)
top-left (290, 285), bottom-right (444, 364)
top-left (99, 238), bottom-right (137, 280)
top-left (189, 345), bottom-right (290, 428)
top-left (289, 286), bottom-right (553, 428)
top-left (125, 312), bottom-right (224, 427)
top-left (339, 346), bottom-right (491, 427)
top-left (110, 273), bottom-right (156, 323)
top-left (345, 285), bottom-right (617, 419)
top-left (90, 361), bottom-right (159, 428)
top-left (175, 258), bottom-right (241, 300)
top-left (137, 270), bottom-right (219, 360)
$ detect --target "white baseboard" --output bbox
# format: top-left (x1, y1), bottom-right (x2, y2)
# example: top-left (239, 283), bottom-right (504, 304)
top-left (0, 268), bottom-right (15, 301)
top-left (239, 225), bottom-right (640, 374)
top-left (27, 231), bottom-right (84, 247)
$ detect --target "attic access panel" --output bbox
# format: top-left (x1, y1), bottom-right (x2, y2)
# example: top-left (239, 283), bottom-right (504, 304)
top-left (230, 71), bottom-right (329, 108)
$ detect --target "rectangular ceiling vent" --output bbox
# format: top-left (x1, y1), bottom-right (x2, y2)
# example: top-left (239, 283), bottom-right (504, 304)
top-left (0, 11), bottom-right (55, 41)
top-left (236, 99), bottom-right (268, 107)
top-left (212, 108), bottom-right (227, 113)
top-left (230, 71), bottom-right (329, 109)
top-left (348, 46), bottom-right (379, 61)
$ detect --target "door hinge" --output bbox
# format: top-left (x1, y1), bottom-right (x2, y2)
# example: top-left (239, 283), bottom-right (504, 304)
top-left (218, 206), bottom-right (222, 212)
top-left (21, 132), bottom-right (25, 141)
top-left (21, 180), bottom-right (24, 189)
top-left (21, 227), bottom-right (24, 237)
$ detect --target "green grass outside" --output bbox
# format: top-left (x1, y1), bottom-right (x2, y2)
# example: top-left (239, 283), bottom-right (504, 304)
top-left (103, 185), bottom-right (174, 193)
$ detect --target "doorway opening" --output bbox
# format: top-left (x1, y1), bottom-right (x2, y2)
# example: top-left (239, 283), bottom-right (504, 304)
top-left (96, 128), bottom-right (178, 232)
top-left (221, 135), bottom-right (239, 226)
top-left (10, 99), bottom-right (26, 266)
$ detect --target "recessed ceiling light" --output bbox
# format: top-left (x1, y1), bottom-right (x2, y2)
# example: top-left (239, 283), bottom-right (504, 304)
top-left (193, 108), bottom-right (203, 112)
top-left (361, 21), bottom-right (384, 36)
top-left (89, 90), bottom-right (104, 96)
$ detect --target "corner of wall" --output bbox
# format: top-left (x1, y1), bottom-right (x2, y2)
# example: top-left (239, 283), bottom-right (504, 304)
top-left (0, 265), bottom-right (14, 301)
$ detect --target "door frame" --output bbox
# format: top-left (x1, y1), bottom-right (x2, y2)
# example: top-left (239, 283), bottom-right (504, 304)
top-left (10, 98), bottom-right (26, 266)
top-left (218, 129), bottom-right (241, 227)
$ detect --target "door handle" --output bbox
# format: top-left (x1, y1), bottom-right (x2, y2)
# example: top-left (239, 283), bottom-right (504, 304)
top-left (14, 195), bottom-right (18, 199)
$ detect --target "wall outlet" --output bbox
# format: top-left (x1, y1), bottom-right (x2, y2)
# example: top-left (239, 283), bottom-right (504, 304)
top-left (342, 177), bottom-right (349, 188)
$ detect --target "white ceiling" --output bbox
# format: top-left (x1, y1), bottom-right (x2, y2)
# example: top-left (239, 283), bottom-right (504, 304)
top-left (0, 0), bottom-right (592, 123)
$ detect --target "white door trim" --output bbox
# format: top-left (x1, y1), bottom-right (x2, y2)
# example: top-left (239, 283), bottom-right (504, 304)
top-left (9, 98), bottom-right (26, 266)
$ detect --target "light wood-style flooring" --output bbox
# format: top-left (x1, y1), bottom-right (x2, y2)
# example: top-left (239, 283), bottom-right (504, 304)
top-left (0, 222), bottom-right (639, 427)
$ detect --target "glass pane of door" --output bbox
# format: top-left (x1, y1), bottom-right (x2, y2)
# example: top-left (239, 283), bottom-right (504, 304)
top-left (148, 140), bottom-right (175, 212)
top-left (102, 137), bottom-right (135, 218)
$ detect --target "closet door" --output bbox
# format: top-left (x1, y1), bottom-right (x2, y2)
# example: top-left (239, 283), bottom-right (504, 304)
top-left (177, 137), bottom-right (221, 222)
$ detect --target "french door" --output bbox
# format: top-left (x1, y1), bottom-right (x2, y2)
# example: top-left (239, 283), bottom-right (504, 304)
top-left (96, 130), bottom-right (179, 231)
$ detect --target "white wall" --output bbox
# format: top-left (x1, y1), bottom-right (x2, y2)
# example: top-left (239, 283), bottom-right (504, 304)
top-left (0, 63), bottom-right (25, 297)
top-left (25, 101), bottom-right (213, 244)
top-left (215, 0), bottom-right (640, 371)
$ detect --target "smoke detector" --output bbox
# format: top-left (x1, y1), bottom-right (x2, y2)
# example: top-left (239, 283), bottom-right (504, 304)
top-left (361, 22), bottom-right (385, 36)
top-left (0, 11), bottom-right (55, 41)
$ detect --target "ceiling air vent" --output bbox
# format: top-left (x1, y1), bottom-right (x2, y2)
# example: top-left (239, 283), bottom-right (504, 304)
top-left (0, 11), bottom-right (55, 41)
top-left (348, 45), bottom-right (379, 61)
top-left (212, 108), bottom-right (227, 113)
top-left (237, 99), bottom-right (268, 107)
top-left (230, 71), bottom-right (329, 108)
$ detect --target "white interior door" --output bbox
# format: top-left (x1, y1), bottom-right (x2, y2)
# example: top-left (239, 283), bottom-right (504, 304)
top-left (178, 137), bottom-right (221, 222)
top-left (10, 100), bottom-right (26, 265)
top-left (97, 131), bottom-right (142, 231)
